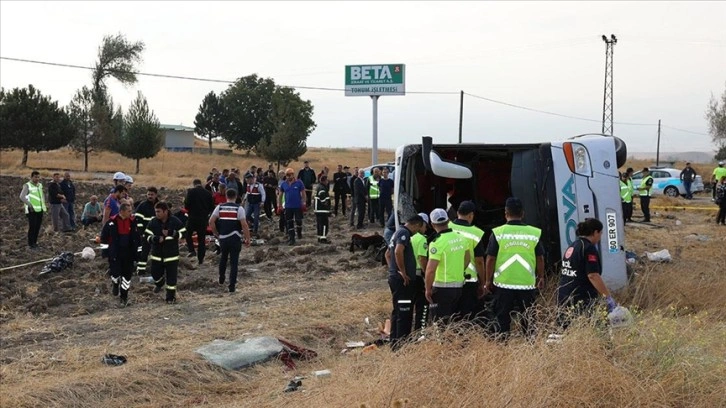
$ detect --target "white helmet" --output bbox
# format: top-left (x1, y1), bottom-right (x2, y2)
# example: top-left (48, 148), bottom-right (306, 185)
top-left (113, 171), bottom-right (126, 181)
top-left (125, 175), bottom-right (134, 184)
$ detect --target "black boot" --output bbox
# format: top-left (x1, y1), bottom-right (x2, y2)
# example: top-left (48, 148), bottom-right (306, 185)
top-left (111, 277), bottom-right (119, 296)
top-left (166, 288), bottom-right (176, 304)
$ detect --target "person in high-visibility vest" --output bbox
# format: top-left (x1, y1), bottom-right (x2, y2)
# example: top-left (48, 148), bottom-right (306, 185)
top-left (425, 208), bottom-right (470, 323)
top-left (485, 197), bottom-right (545, 338)
top-left (619, 172), bottom-right (633, 223)
top-left (365, 167), bottom-right (381, 225)
top-left (19, 170), bottom-right (47, 249)
top-left (449, 200), bottom-right (487, 326)
top-left (638, 167), bottom-right (654, 223)
top-left (625, 168), bottom-right (635, 222)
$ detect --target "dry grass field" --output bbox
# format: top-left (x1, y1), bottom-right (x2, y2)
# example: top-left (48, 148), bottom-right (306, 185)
top-left (1, 146), bottom-right (725, 408)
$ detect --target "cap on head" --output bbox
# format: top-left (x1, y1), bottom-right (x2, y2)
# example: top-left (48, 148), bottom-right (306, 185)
top-left (245, 173), bottom-right (254, 180)
top-left (719, 161), bottom-right (725, 166)
top-left (429, 208), bottom-right (449, 224)
top-left (113, 171), bottom-right (126, 181)
top-left (125, 175), bottom-right (133, 184)
top-left (505, 197), bottom-right (523, 213)
top-left (457, 200), bottom-right (476, 215)
top-left (417, 212), bottom-right (430, 224)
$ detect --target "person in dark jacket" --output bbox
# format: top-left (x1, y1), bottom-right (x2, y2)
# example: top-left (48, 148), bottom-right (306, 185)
top-left (145, 202), bottom-right (186, 303)
top-left (48, 172), bottom-right (72, 232)
top-left (297, 160), bottom-right (317, 208)
top-left (184, 179), bottom-right (214, 264)
top-left (262, 169), bottom-right (278, 221)
top-left (315, 177), bottom-right (332, 242)
top-left (134, 187), bottom-right (159, 278)
top-left (352, 169), bottom-right (367, 229)
top-left (332, 164), bottom-right (349, 216)
top-left (105, 203), bottom-right (141, 307)
top-left (679, 162), bottom-right (697, 200)
top-left (378, 168), bottom-right (395, 228)
top-left (60, 171), bottom-right (77, 229)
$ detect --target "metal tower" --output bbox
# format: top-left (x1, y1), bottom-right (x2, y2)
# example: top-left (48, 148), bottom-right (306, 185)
top-left (601, 34), bottom-right (617, 135)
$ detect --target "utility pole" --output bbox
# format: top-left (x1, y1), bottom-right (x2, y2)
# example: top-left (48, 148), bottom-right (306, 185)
top-left (601, 34), bottom-right (617, 135)
top-left (656, 119), bottom-right (661, 167)
top-left (371, 95), bottom-right (379, 165)
top-left (458, 90), bottom-right (464, 143)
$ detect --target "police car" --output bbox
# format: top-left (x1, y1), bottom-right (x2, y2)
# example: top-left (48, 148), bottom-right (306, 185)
top-left (631, 168), bottom-right (705, 197)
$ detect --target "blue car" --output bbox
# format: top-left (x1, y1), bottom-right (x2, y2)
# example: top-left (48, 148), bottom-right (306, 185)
top-left (632, 168), bottom-right (704, 197)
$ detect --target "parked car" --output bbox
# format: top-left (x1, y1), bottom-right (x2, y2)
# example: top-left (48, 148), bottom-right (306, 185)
top-left (362, 162), bottom-right (395, 178)
top-left (631, 168), bottom-right (704, 197)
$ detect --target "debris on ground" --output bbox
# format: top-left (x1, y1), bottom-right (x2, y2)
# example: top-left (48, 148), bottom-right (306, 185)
top-left (101, 354), bottom-right (127, 366)
top-left (283, 379), bottom-right (302, 392)
top-left (195, 337), bottom-right (284, 370)
top-left (608, 306), bottom-right (634, 328)
top-left (312, 369), bottom-right (331, 378)
top-left (40, 252), bottom-right (75, 275)
top-left (684, 233), bottom-right (710, 242)
top-left (644, 249), bottom-right (672, 262)
top-left (625, 251), bottom-right (638, 265)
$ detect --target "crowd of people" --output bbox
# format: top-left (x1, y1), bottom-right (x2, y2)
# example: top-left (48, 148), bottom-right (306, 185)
top-left (17, 161), bottom-right (390, 307)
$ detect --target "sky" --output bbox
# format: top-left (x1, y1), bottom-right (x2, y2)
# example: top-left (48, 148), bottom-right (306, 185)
top-left (1, 1), bottom-right (725, 154)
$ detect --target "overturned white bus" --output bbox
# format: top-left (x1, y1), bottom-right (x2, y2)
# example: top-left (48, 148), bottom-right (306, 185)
top-left (393, 134), bottom-right (628, 290)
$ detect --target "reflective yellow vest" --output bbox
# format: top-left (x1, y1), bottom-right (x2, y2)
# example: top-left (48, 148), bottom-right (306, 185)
top-left (640, 175), bottom-right (653, 197)
top-left (24, 181), bottom-right (47, 213)
top-left (492, 224), bottom-right (541, 290)
top-left (448, 221), bottom-right (484, 282)
top-left (368, 176), bottom-right (380, 199)
top-left (620, 180), bottom-right (632, 203)
top-left (429, 230), bottom-right (468, 288)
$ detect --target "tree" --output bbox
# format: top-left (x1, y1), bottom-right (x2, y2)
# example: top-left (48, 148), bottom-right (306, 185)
top-left (68, 87), bottom-right (102, 171)
top-left (194, 91), bottom-right (227, 154)
top-left (706, 83), bottom-right (726, 161)
top-left (91, 33), bottom-right (145, 148)
top-left (0, 85), bottom-right (75, 167)
top-left (220, 74), bottom-right (277, 153)
top-left (115, 92), bottom-right (162, 174)
top-left (255, 87), bottom-right (316, 166)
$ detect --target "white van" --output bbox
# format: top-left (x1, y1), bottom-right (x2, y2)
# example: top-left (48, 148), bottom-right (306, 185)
top-left (393, 134), bottom-right (628, 290)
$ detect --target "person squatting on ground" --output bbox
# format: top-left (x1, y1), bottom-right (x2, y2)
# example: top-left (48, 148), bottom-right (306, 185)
top-left (209, 189), bottom-right (251, 293)
top-left (146, 202), bottom-right (186, 303)
top-left (557, 218), bottom-right (618, 329)
top-left (385, 214), bottom-right (427, 349)
top-left (332, 164), bottom-right (349, 216)
top-left (485, 197), bottom-right (544, 339)
top-left (134, 187), bottom-right (159, 277)
top-left (620, 172), bottom-right (633, 223)
top-left (104, 203), bottom-right (141, 307)
top-left (378, 167), bottom-right (395, 228)
top-left (449, 200), bottom-right (488, 327)
top-left (19, 170), bottom-right (47, 249)
top-left (366, 167), bottom-right (381, 225)
top-left (638, 167), bottom-right (654, 222)
top-left (60, 171), bottom-right (77, 229)
top-left (243, 173), bottom-right (265, 237)
top-left (351, 169), bottom-right (367, 229)
top-left (279, 168), bottom-right (307, 245)
top-left (314, 178), bottom-right (332, 243)
top-left (81, 195), bottom-right (103, 227)
top-left (48, 172), bottom-right (73, 232)
top-left (184, 179), bottom-right (214, 264)
top-left (424, 208), bottom-right (470, 324)
top-left (715, 175), bottom-right (726, 225)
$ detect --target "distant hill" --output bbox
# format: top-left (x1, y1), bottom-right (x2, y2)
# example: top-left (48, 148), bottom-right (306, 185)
top-left (628, 151), bottom-right (715, 164)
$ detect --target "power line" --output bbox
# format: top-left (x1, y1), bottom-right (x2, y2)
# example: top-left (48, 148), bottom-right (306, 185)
top-left (0, 55), bottom-right (711, 136)
top-left (464, 92), bottom-right (654, 127)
